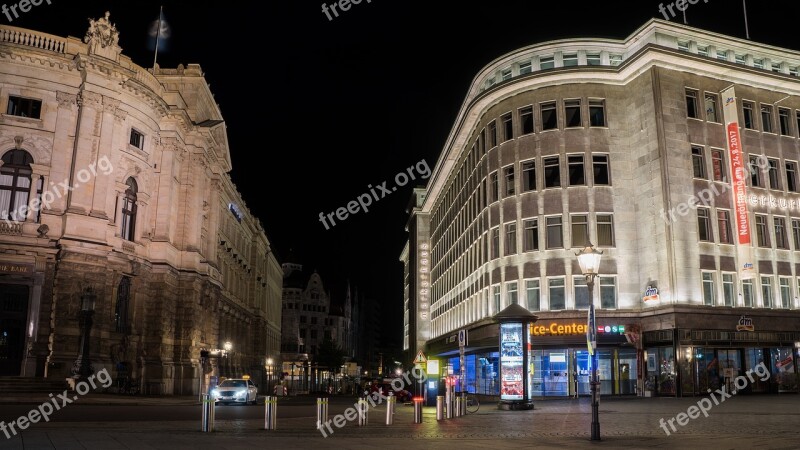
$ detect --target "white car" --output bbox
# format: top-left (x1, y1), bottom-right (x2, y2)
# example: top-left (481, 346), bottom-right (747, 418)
top-left (210, 379), bottom-right (259, 405)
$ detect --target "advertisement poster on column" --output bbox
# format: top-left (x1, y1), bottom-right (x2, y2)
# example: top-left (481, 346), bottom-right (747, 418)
top-left (721, 86), bottom-right (755, 280)
top-left (500, 323), bottom-right (524, 400)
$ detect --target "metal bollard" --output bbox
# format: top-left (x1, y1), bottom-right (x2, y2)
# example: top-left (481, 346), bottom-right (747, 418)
top-left (445, 389), bottom-right (452, 419)
top-left (316, 397), bottom-right (328, 430)
top-left (413, 397), bottom-right (423, 424)
top-left (264, 396), bottom-right (277, 430)
top-left (357, 398), bottom-right (369, 426)
top-left (454, 396), bottom-right (462, 418)
top-left (436, 396), bottom-right (445, 421)
top-left (461, 393), bottom-right (467, 416)
top-left (386, 394), bottom-right (395, 425)
top-left (201, 394), bottom-right (215, 432)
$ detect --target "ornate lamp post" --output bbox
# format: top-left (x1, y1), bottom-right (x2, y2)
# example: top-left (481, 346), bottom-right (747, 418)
top-left (223, 341), bottom-right (233, 378)
top-left (71, 287), bottom-right (97, 380)
top-left (576, 244), bottom-right (603, 441)
top-left (266, 357), bottom-right (274, 392)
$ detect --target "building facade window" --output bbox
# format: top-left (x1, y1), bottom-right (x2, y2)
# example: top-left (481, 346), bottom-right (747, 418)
top-left (519, 62), bottom-right (532, 75)
top-left (507, 281), bottom-right (518, 305)
top-left (768, 159), bottom-right (780, 189)
top-left (505, 222), bottom-right (517, 255)
top-left (722, 273), bottom-right (735, 306)
top-left (540, 56), bottom-right (555, 70)
top-left (779, 277), bottom-right (791, 308)
top-left (491, 227), bottom-right (500, 259)
top-left (742, 279), bottom-right (754, 307)
top-left (749, 156), bottom-right (763, 187)
top-left (488, 120), bottom-right (497, 147)
top-left (549, 278), bottom-right (565, 310)
top-left (526, 280), bottom-right (540, 311)
top-left (775, 217), bottom-right (789, 249)
top-left (779, 108), bottom-right (792, 136)
top-left (568, 155), bottom-right (585, 186)
top-left (600, 277), bottom-right (616, 309)
top-left (543, 156), bottom-right (560, 188)
top-left (592, 155), bottom-right (610, 185)
top-left (493, 285), bottom-right (501, 314)
top-left (718, 210), bottom-right (732, 244)
top-left (562, 53), bottom-right (578, 67)
top-left (743, 101), bottom-right (755, 129)
top-left (755, 214), bottom-right (769, 247)
top-left (0, 149), bottom-right (33, 222)
top-left (692, 146), bottom-right (706, 179)
top-left (574, 276), bottom-right (589, 309)
top-left (711, 149), bottom-right (726, 182)
top-left (697, 207), bottom-right (713, 242)
top-left (522, 160), bottom-right (536, 191)
top-left (564, 99), bottom-right (581, 127)
top-left (490, 171), bottom-right (499, 202)
top-left (571, 215), bottom-right (589, 248)
top-left (121, 177), bottom-right (138, 242)
top-left (686, 89), bottom-right (699, 119)
top-left (702, 272), bottom-right (715, 306)
top-left (589, 99), bottom-right (606, 127)
top-left (786, 162), bottom-right (798, 192)
top-left (546, 216), bottom-right (563, 249)
top-left (704, 93), bottom-right (719, 122)
top-left (793, 219), bottom-right (800, 249)
top-left (541, 101), bottom-right (557, 130)
top-left (761, 276), bottom-right (773, 308)
top-left (115, 276), bottom-right (131, 333)
top-left (523, 219), bottom-right (539, 251)
top-left (761, 105), bottom-right (774, 133)
top-left (504, 165), bottom-right (515, 196)
top-left (130, 129), bottom-right (145, 150)
top-left (6, 96), bottom-right (42, 119)
top-left (502, 112), bottom-right (513, 141)
top-left (586, 53), bottom-right (601, 66)
top-left (520, 106), bottom-right (534, 135)
top-left (597, 214), bottom-right (614, 247)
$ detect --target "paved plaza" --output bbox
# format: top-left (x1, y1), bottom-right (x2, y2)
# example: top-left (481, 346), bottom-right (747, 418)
top-left (1, 394), bottom-right (798, 449)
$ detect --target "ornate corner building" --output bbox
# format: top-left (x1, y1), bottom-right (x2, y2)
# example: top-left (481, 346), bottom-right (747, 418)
top-left (0, 14), bottom-right (282, 394)
top-left (402, 19), bottom-right (800, 398)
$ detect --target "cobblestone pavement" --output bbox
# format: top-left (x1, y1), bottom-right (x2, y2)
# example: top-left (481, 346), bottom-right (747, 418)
top-left (2, 395), bottom-right (799, 449)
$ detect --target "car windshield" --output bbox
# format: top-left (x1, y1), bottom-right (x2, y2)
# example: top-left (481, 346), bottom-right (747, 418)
top-left (219, 380), bottom-right (246, 388)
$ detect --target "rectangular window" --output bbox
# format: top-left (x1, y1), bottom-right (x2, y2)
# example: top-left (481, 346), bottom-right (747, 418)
top-left (705, 93), bottom-right (719, 122)
top-left (761, 105), bottom-right (774, 133)
top-left (501, 69), bottom-right (512, 81)
top-left (779, 108), bottom-right (791, 136)
top-left (520, 106), bottom-right (534, 135)
top-left (711, 149), bottom-right (726, 182)
top-left (574, 276), bottom-right (590, 309)
top-left (546, 216), bottom-right (563, 249)
top-left (780, 278), bottom-right (791, 308)
top-left (564, 99), bottom-right (581, 128)
top-left (775, 217), bottom-right (789, 249)
top-left (697, 208), bottom-right (713, 242)
top-left (753, 59), bottom-right (764, 69)
top-left (692, 146), bottom-right (706, 179)
top-left (609, 54), bottom-right (622, 66)
top-left (491, 227), bottom-right (500, 259)
top-left (735, 54), bottom-right (745, 64)
top-left (586, 53), bottom-right (601, 66)
top-left (743, 101), bottom-right (755, 129)
top-left (505, 222), bottom-right (517, 255)
top-left (597, 214), bottom-right (614, 247)
top-left (768, 159), bottom-right (780, 189)
top-left (786, 162), bottom-right (798, 192)
top-left (522, 160), bottom-right (536, 192)
top-left (523, 219), bottom-right (539, 251)
top-left (490, 171), bottom-right (499, 202)
top-left (600, 277), bottom-right (616, 309)
top-left (507, 282), bottom-right (518, 305)
top-left (543, 156), bottom-right (560, 188)
top-left (755, 214), bottom-right (769, 247)
top-left (589, 99), bottom-right (606, 127)
top-left (562, 53), bottom-right (578, 67)
top-left (722, 273), bottom-right (735, 306)
top-left (702, 272), bottom-right (715, 306)
top-left (678, 41), bottom-right (689, 52)
top-left (568, 155), bottom-right (585, 186)
top-left (742, 279), bottom-right (754, 307)
top-left (698, 46), bottom-right (709, 56)
top-left (549, 278), bottom-right (565, 310)
top-left (493, 285), bottom-right (501, 313)
top-left (716, 50), bottom-right (728, 61)
top-left (6, 96), bottom-right (42, 119)
top-left (791, 67), bottom-right (799, 77)
top-left (519, 62), bottom-right (532, 75)
top-left (130, 129), bottom-right (145, 150)
top-left (686, 89), bottom-right (699, 119)
top-left (592, 155), bottom-right (610, 185)
top-left (526, 280), bottom-right (540, 311)
top-left (749, 155), bottom-right (763, 187)
top-left (717, 210), bottom-right (732, 244)
top-left (772, 62), bottom-right (783, 73)
top-left (502, 112), bottom-right (513, 141)
top-left (793, 219), bottom-right (800, 249)
top-left (504, 165), bottom-right (515, 196)
top-left (571, 215), bottom-right (589, 248)
top-left (540, 56), bottom-right (555, 70)
top-left (761, 277), bottom-right (773, 308)
top-left (541, 102), bottom-right (557, 130)
top-left (488, 121), bottom-right (497, 147)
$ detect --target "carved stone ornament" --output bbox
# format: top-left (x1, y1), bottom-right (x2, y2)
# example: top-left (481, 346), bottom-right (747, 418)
top-left (85, 11), bottom-right (120, 49)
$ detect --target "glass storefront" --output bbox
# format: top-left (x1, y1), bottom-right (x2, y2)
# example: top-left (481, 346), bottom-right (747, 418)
top-left (529, 347), bottom-right (637, 397)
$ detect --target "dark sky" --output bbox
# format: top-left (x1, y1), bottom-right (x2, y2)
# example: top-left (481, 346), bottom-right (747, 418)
top-left (13, 0), bottom-right (800, 349)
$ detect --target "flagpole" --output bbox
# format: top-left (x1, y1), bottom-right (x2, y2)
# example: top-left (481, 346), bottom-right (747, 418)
top-left (742, 0), bottom-right (750, 39)
top-left (152, 5), bottom-right (163, 71)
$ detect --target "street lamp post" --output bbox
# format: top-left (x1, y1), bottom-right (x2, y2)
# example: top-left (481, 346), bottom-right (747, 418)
top-left (266, 357), bottom-right (274, 393)
top-left (576, 244), bottom-right (603, 441)
top-left (71, 287), bottom-right (97, 380)
top-left (223, 341), bottom-right (233, 378)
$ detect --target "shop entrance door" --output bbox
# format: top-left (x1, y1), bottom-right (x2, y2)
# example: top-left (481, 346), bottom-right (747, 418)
top-left (717, 349), bottom-right (742, 393)
top-left (0, 284), bottom-right (29, 376)
top-left (574, 350), bottom-right (591, 395)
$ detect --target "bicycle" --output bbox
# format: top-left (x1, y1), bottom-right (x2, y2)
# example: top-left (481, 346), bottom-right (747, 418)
top-left (465, 394), bottom-right (480, 413)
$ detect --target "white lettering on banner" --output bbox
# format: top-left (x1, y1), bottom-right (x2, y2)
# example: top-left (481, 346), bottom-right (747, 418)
top-left (418, 243), bottom-right (431, 327)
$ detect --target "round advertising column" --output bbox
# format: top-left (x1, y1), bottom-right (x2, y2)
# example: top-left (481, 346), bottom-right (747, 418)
top-left (495, 304), bottom-right (538, 410)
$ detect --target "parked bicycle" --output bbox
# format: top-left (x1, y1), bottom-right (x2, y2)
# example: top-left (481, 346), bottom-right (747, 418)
top-left (110, 377), bottom-right (140, 395)
top-left (465, 393), bottom-right (480, 413)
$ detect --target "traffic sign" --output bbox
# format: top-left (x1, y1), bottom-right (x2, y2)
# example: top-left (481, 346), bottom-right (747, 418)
top-left (458, 329), bottom-right (468, 347)
top-left (413, 350), bottom-right (427, 364)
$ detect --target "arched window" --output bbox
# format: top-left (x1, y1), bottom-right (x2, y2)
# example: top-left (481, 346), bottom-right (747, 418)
top-left (115, 276), bottom-right (131, 333)
top-left (121, 178), bottom-right (137, 241)
top-left (0, 150), bottom-right (33, 222)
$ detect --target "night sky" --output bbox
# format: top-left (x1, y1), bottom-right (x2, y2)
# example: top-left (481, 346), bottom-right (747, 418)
top-left (12, 0), bottom-right (800, 350)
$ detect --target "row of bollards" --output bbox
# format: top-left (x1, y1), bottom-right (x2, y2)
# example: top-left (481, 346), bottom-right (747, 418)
top-left (316, 397), bottom-right (328, 430)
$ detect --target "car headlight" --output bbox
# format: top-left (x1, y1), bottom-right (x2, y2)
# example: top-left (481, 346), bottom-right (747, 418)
top-left (210, 389), bottom-right (219, 398)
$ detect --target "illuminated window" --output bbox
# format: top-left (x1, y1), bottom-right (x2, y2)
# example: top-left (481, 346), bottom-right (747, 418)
top-left (0, 149), bottom-right (33, 222)
top-left (597, 215), bottom-right (615, 247)
top-left (702, 272), bottom-right (715, 306)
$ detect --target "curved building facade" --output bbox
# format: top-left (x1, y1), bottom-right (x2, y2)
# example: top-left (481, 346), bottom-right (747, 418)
top-left (402, 19), bottom-right (800, 397)
top-left (0, 16), bottom-right (282, 394)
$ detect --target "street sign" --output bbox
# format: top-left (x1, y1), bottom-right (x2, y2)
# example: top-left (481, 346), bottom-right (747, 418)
top-left (413, 350), bottom-right (427, 364)
top-left (458, 329), bottom-right (468, 347)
